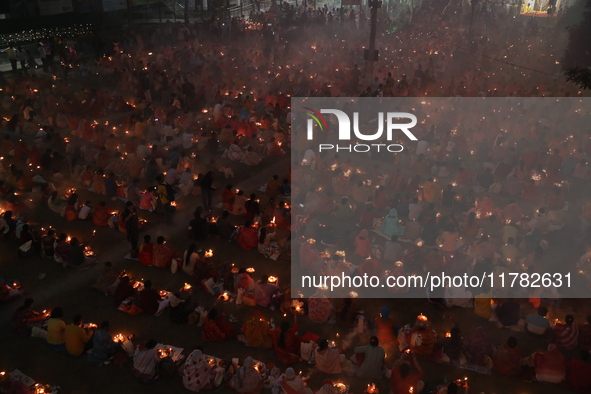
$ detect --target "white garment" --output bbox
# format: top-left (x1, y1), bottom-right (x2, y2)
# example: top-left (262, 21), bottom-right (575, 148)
top-left (182, 132), bottom-right (194, 150)
top-left (164, 168), bottom-right (179, 185)
top-left (78, 205), bottom-right (92, 220)
top-left (416, 140), bottom-right (429, 156)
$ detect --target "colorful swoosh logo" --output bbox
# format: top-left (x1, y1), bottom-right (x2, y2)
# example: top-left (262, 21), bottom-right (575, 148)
top-left (303, 107), bottom-right (328, 132)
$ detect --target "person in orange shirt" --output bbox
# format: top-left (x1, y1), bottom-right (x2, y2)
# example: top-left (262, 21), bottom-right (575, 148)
top-left (65, 314), bottom-right (94, 357)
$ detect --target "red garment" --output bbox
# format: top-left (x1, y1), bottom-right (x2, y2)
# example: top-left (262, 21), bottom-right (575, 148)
top-left (555, 324), bottom-right (579, 350)
top-left (566, 359), bottom-right (591, 393)
top-left (270, 322), bottom-right (302, 366)
top-left (139, 243), bottom-right (153, 267)
top-left (390, 368), bottom-right (421, 394)
top-left (222, 189), bottom-right (234, 211)
top-left (359, 209), bottom-right (380, 230)
top-left (493, 344), bottom-right (521, 376)
top-left (354, 229), bottom-right (371, 257)
top-left (202, 316), bottom-right (234, 342)
top-left (237, 227), bottom-right (258, 251)
top-left (152, 243), bottom-right (175, 269)
top-left (92, 205), bottom-right (110, 227)
top-left (372, 189), bottom-right (387, 209)
top-left (139, 288), bottom-right (160, 315)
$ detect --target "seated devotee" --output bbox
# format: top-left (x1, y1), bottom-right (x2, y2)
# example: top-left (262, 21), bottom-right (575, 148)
top-left (554, 314), bottom-right (579, 350)
top-left (441, 327), bottom-right (466, 365)
top-left (273, 367), bottom-right (312, 394)
top-left (381, 208), bottom-right (405, 238)
top-left (182, 244), bottom-right (199, 276)
top-left (463, 327), bottom-right (493, 367)
top-left (140, 187), bottom-right (157, 212)
top-left (152, 236), bottom-right (175, 269)
top-left (228, 356), bottom-right (263, 394)
top-left (257, 227), bottom-right (280, 260)
top-left (314, 339), bottom-right (344, 374)
top-left (270, 320), bottom-right (302, 366)
top-left (201, 309), bottom-right (235, 342)
top-left (390, 351), bottom-right (424, 394)
top-left (132, 339), bottom-right (160, 383)
top-left (41, 229), bottom-right (56, 259)
top-left (235, 220), bottom-right (259, 251)
top-left (375, 307), bottom-right (395, 352)
top-left (65, 314), bottom-right (94, 357)
top-left (53, 233), bottom-right (71, 266)
top-left (92, 202), bottom-right (111, 227)
top-left (215, 210), bottom-right (235, 238)
top-left (223, 144), bottom-right (245, 161)
top-left (308, 288), bottom-right (335, 324)
top-left (92, 261), bottom-right (119, 295)
top-left (533, 344), bottom-right (566, 383)
top-left (139, 235), bottom-right (154, 267)
top-left (242, 146), bottom-right (262, 166)
top-left (46, 307), bottom-right (67, 353)
top-left (254, 275), bottom-right (280, 308)
top-left (48, 191), bottom-right (66, 215)
top-left (358, 205), bottom-right (380, 230)
top-left (182, 348), bottom-right (214, 392)
top-left (235, 268), bottom-right (255, 292)
top-left (354, 229), bottom-right (371, 258)
top-left (242, 311), bottom-right (272, 348)
top-left (408, 319), bottom-right (436, 357)
top-left (222, 185), bottom-right (235, 212)
top-left (139, 280), bottom-right (168, 316)
top-left (526, 306), bottom-right (551, 336)
top-left (233, 190), bottom-right (247, 215)
top-left (335, 196), bottom-right (355, 220)
top-left (565, 350), bottom-right (591, 392)
top-left (113, 276), bottom-right (135, 307)
top-left (87, 321), bottom-right (121, 366)
top-left (495, 298), bottom-right (521, 329)
top-left (12, 298), bottom-right (47, 337)
top-left (64, 193), bottom-right (80, 221)
top-left (354, 336), bottom-right (385, 379)
top-left (493, 336), bottom-right (521, 376)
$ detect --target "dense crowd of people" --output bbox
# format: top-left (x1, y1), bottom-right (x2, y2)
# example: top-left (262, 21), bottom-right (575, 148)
top-left (0, 0), bottom-right (590, 393)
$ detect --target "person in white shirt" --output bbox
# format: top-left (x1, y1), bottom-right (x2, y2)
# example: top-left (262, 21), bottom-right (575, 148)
top-left (164, 167), bottom-right (179, 185)
top-left (178, 168), bottom-right (194, 197)
top-left (78, 201), bottom-right (94, 220)
top-left (408, 197), bottom-right (420, 221)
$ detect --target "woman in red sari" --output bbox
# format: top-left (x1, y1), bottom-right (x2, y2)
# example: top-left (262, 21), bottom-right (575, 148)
top-left (222, 184), bottom-right (235, 212)
top-left (270, 320), bottom-right (302, 366)
top-left (354, 229), bottom-right (371, 258)
top-left (493, 336), bottom-right (521, 376)
top-left (152, 236), bottom-right (174, 269)
top-left (64, 193), bottom-right (79, 221)
top-left (236, 221), bottom-right (258, 251)
top-left (92, 202), bottom-right (111, 227)
top-left (308, 288), bottom-right (334, 324)
top-left (372, 186), bottom-right (387, 209)
top-left (138, 235), bottom-right (153, 267)
top-left (202, 309), bottom-right (235, 342)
